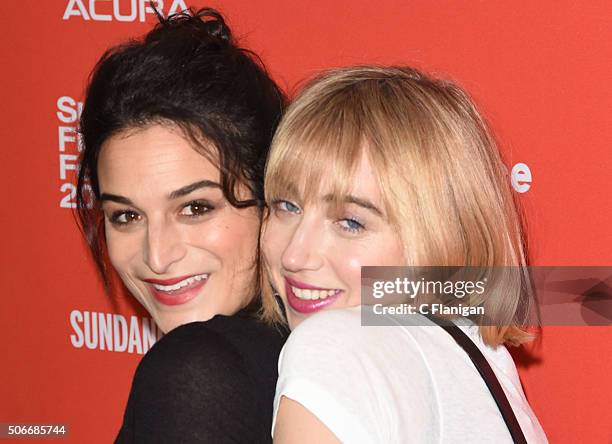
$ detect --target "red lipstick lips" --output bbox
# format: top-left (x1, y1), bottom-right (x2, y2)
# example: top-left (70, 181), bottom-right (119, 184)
top-left (144, 275), bottom-right (197, 285)
top-left (144, 274), bottom-right (208, 306)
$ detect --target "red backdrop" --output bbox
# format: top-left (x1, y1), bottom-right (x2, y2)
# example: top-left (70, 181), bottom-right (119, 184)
top-left (2, 1), bottom-right (611, 442)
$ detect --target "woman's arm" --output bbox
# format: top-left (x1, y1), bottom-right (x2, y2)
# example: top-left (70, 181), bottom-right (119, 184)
top-left (272, 308), bottom-right (386, 443)
top-left (273, 396), bottom-right (340, 444)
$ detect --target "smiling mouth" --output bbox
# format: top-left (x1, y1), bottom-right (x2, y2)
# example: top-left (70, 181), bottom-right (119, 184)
top-left (148, 274), bottom-right (209, 293)
top-left (289, 286), bottom-right (340, 300)
top-left (144, 274), bottom-right (209, 306)
top-left (284, 277), bottom-right (342, 314)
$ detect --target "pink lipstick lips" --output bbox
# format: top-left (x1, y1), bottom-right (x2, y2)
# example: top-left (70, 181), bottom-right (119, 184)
top-left (284, 276), bottom-right (342, 314)
top-left (144, 274), bottom-right (209, 306)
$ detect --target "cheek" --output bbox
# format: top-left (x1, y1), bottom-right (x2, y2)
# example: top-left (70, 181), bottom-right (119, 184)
top-left (323, 246), bottom-right (364, 294)
top-left (261, 219), bottom-right (289, 267)
top-left (335, 235), bottom-right (405, 297)
top-left (104, 224), bottom-right (137, 273)
top-left (194, 211), bottom-right (260, 265)
top-left (344, 255), bottom-right (365, 290)
top-left (381, 234), bottom-right (406, 266)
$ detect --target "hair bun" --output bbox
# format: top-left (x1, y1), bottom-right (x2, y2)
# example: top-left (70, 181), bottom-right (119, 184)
top-left (196, 8), bottom-right (232, 43)
top-left (153, 7), bottom-right (233, 45)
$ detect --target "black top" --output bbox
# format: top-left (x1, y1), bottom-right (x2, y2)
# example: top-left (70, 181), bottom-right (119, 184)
top-left (115, 310), bottom-right (288, 443)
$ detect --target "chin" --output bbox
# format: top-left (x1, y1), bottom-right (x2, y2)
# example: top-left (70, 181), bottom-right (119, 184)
top-left (153, 310), bottom-right (204, 334)
top-left (154, 316), bottom-right (180, 334)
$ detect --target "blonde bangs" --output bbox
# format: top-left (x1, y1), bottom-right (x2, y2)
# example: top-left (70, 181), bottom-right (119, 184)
top-left (264, 84), bottom-right (366, 209)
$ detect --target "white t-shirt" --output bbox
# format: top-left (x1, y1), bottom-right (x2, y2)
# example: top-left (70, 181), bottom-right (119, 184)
top-left (273, 307), bottom-right (547, 443)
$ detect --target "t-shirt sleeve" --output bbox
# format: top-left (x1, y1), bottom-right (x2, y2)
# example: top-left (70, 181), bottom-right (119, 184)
top-left (272, 308), bottom-right (423, 443)
top-left (115, 321), bottom-right (268, 443)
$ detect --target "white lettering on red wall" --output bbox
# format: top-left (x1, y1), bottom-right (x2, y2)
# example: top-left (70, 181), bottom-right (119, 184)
top-left (70, 310), bottom-right (163, 354)
top-left (63, 0), bottom-right (189, 22)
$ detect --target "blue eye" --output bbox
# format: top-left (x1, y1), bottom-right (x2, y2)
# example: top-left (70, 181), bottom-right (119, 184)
top-left (274, 199), bottom-right (301, 214)
top-left (338, 218), bottom-right (364, 233)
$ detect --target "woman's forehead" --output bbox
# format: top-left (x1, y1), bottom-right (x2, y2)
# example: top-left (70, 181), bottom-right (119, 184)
top-left (97, 125), bottom-right (222, 195)
top-left (283, 154), bottom-right (385, 211)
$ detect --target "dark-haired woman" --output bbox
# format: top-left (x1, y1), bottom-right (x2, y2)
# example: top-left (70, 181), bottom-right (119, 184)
top-left (76, 8), bottom-right (286, 442)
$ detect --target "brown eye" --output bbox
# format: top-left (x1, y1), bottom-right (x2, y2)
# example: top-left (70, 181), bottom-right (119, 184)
top-left (179, 201), bottom-right (213, 217)
top-left (110, 210), bottom-right (141, 225)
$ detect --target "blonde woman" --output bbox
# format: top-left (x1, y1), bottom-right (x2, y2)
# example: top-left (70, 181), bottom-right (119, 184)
top-left (261, 66), bottom-right (547, 443)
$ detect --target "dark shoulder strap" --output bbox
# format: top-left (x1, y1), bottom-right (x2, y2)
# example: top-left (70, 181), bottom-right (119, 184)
top-left (426, 316), bottom-right (528, 444)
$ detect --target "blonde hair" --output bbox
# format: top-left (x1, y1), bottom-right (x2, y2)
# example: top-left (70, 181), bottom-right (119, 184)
top-left (261, 65), bottom-right (533, 346)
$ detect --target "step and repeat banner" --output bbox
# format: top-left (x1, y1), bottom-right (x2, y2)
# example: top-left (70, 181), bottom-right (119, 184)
top-left (2, 1), bottom-right (611, 442)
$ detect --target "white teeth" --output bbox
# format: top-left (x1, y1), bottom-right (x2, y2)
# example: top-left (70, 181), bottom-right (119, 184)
top-left (291, 286), bottom-right (339, 301)
top-left (152, 274), bottom-right (208, 292)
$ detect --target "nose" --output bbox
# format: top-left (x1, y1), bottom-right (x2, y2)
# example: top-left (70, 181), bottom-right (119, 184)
top-left (281, 216), bottom-right (324, 273)
top-left (143, 218), bottom-right (187, 275)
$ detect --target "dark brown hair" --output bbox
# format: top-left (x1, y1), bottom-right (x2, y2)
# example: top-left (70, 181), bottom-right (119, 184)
top-left (76, 8), bottom-right (285, 289)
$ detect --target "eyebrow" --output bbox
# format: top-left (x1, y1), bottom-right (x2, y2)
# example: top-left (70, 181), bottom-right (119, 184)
top-left (168, 180), bottom-right (221, 199)
top-left (99, 193), bottom-right (133, 205)
top-left (323, 194), bottom-right (384, 217)
top-left (99, 180), bottom-right (221, 205)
